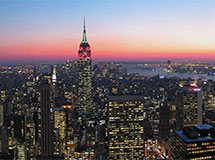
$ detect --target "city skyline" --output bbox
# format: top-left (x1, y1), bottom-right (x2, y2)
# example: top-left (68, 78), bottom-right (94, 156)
top-left (1, 0), bottom-right (215, 63)
top-left (0, 12), bottom-right (215, 158)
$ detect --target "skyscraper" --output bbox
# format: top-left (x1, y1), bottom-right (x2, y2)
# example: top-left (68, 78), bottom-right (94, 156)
top-left (73, 19), bottom-right (95, 159)
top-left (171, 124), bottom-right (215, 159)
top-left (159, 101), bottom-right (171, 141)
top-left (77, 18), bottom-right (92, 112)
top-left (176, 85), bottom-right (203, 129)
top-left (108, 95), bottom-right (145, 160)
top-left (52, 65), bottom-right (57, 85)
top-left (38, 78), bottom-right (55, 157)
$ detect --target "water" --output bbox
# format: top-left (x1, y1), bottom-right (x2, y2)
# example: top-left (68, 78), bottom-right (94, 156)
top-left (126, 65), bottom-right (215, 80)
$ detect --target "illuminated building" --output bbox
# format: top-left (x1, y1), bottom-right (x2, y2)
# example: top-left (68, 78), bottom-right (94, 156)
top-left (25, 122), bottom-right (37, 158)
top-left (54, 108), bottom-right (66, 141)
top-left (0, 90), bottom-right (7, 101)
top-left (52, 65), bottom-right (57, 85)
top-left (146, 101), bottom-right (160, 140)
top-left (77, 18), bottom-right (92, 112)
top-left (53, 106), bottom-right (73, 157)
top-left (108, 95), bottom-right (145, 160)
top-left (72, 19), bottom-right (95, 159)
top-left (176, 85), bottom-right (203, 129)
top-left (53, 105), bottom-right (74, 159)
top-left (171, 124), bottom-right (215, 160)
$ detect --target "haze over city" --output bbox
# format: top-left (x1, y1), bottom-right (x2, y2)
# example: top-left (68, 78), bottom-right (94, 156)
top-left (1, 0), bottom-right (215, 63)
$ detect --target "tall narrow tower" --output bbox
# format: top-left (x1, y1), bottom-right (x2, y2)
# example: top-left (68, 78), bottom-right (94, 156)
top-left (52, 65), bottom-right (57, 85)
top-left (77, 18), bottom-right (92, 112)
top-left (38, 78), bottom-right (55, 157)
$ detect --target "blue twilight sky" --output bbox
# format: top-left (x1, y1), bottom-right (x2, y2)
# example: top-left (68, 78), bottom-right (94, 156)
top-left (0, 0), bottom-right (215, 61)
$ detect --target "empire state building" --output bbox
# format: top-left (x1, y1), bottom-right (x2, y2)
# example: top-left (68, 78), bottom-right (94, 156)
top-left (77, 19), bottom-right (92, 112)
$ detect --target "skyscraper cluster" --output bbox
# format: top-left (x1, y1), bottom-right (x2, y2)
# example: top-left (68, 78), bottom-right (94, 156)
top-left (0, 21), bottom-right (214, 160)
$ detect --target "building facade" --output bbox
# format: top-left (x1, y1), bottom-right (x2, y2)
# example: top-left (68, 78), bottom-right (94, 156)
top-left (108, 95), bottom-right (145, 160)
top-left (176, 86), bottom-right (203, 129)
top-left (171, 124), bottom-right (215, 160)
top-left (38, 78), bottom-right (55, 157)
top-left (77, 19), bottom-right (92, 112)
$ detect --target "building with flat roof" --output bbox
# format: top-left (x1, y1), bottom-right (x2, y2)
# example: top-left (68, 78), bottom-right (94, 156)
top-left (171, 124), bottom-right (215, 160)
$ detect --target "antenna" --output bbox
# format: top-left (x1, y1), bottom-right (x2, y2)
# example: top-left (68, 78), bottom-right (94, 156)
top-left (83, 17), bottom-right (86, 30)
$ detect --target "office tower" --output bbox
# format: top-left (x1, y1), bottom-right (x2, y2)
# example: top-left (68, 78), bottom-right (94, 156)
top-left (146, 104), bottom-right (160, 140)
top-left (108, 95), bottom-right (145, 160)
top-left (77, 18), bottom-right (92, 112)
top-left (38, 78), bottom-right (54, 157)
top-left (53, 107), bottom-right (67, 156)
top-left (73, 19), bottom-right (95, 159)
top-left (25, 118), bottom-right (37, 158)
top-left (53, 105), bottom-right (74, 159)
top-left (204, 80), bottom-right (215, 111)
top-left (13, 115), bottom-right (25, 142)
top-left (176, 85), bottom-right (203, 129)
top-left (159, 101), bottom-right (170, 141)
top-left (171, 124), bottom-right (215, 159)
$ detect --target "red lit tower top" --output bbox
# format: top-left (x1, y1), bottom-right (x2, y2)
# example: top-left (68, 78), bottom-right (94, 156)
top-left (78, 18), bottom-right (91, 59)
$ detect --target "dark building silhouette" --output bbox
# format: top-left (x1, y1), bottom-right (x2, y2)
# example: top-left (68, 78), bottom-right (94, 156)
top-left (33, 111), bottom-right (39, 143)
top-left (0, 127), bottom-right (9, 158)
top-left (38, 78), bottom-right (54, 156)
top-left (159, 101), bottom-right (171, 140)
top-left (13, 115), bottom-right (25, 142)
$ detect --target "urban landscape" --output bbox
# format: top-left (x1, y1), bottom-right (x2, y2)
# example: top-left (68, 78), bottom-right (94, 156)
top-left (1, 0), bottom-right (215, 160)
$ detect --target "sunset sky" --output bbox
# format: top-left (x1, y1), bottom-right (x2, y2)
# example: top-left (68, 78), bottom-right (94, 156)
top-left (0, 0), bottom-right (215, 62)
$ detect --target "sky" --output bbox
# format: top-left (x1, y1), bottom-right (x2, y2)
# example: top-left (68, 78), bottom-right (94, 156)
top-left (0, 0), bottom-right (215, 62)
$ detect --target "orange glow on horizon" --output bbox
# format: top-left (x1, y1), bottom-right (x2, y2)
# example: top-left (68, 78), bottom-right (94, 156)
top-left (0, 37), bottom-right (215, 61)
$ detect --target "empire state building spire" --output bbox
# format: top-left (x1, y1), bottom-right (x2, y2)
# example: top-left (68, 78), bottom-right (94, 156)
top-left (79, 18), bottom-right (91, 58)
top-left (75, 19), bottom-right (94, 159)
top-left (81, 18), bottom-right (87, 44)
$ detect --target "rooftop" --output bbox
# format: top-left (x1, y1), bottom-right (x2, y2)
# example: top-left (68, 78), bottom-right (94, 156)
top-left (175, 124), bottom-right (215, 143)
top-left (196, 124), bottom-right (213, 130)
